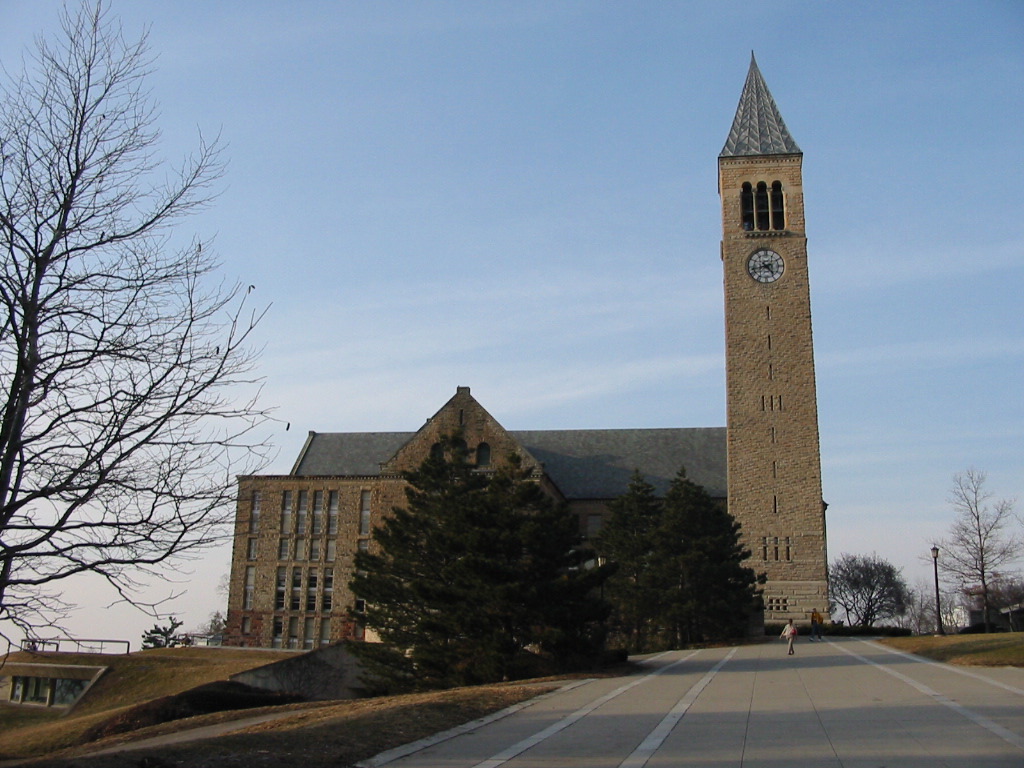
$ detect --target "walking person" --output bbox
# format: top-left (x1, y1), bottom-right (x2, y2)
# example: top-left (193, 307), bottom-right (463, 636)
top-left (810, 609), bottom-right (823, 641)
top-left (780, 619), bottom-right (797, 655)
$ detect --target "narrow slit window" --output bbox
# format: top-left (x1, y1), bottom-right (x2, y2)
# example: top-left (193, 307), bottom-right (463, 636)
top-left (296, 491), bottom-right (308, 534)
top-left (312, 491), bottom-right (323, 535)
top-left (275, 566), bottom-right (286, 609)
top-left (327, 491), bottom-right (339, 534)
top-left (280, 491), bottom-right (293, 533)
top-left (249, 492), bottom-right (262, 533)
top-left (359, 490), bottom-right (372, 536)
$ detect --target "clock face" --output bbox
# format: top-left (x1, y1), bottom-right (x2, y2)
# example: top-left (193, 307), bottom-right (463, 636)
top-left (747, 249), bottom-right (785, 283)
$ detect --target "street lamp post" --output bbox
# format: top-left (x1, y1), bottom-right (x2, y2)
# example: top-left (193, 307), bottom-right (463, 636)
top-left (931, 545), bottom-right (945, 636)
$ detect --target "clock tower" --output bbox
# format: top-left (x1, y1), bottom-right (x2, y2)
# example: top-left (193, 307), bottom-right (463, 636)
top-left (719, 55), bottom-right (828, 622)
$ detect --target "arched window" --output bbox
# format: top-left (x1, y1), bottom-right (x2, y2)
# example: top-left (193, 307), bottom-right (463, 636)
top-left (755, 182), bottom-right (770, 231)
top-left (740, 182), bottom-right (754, 231)
top-left (476, 442), bottom-right (491, 467)
top-left (770, 181), bottom-right (785, 230)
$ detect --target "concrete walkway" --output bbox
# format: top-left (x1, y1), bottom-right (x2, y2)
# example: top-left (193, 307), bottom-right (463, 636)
top-left (360, 637), bottom-right (1024, 768)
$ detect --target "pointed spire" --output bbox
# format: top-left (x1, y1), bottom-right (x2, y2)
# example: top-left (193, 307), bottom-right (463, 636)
top-left (721, 53), bottom-right (801, 158)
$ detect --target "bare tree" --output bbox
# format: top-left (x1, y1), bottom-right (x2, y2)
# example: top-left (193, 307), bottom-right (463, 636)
top-left (939, 469), bottom-right (1020, 632)
top-left (829, 553), bottom-right (909, 627)
top-left (0, 2), bottom-right (270, 638)
top-left (902, 579), bottom-right (964, 635)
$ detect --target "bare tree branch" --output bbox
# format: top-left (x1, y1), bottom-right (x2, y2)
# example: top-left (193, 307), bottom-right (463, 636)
top-left (0, 1), bottom-right (272, 636)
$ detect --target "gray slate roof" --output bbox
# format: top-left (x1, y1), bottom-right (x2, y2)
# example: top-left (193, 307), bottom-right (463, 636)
top-left (292, 427), bottom-right (726, 500)
top-left (721, 53), bottom-right (801, 158)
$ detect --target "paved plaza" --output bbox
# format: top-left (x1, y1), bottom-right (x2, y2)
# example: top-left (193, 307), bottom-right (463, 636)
top-left (361, 636), bottom-right (1024, 768)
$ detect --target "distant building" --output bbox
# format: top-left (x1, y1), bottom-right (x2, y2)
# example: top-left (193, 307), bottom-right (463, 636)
top-left (223, 386), bottom-right (726, 648)
top-left (224, 55), bottom-right (829, 649)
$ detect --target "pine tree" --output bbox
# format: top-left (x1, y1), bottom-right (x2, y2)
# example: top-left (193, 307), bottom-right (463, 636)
top-left (141, 616), bottom-right (184, 649)
top-left (653, 469), bottom-right (762, 645)
top-left (594, 471), bottom-right (663, 652)
top-left (350, 435), bottom-right (609, 692)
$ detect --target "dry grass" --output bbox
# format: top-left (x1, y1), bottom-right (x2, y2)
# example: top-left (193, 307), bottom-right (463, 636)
top-left (880, 632), bottom-right (1024, 667)
top-left (21, 683), bottom-right (556, 768)
top-left (0, 647), bottom-right (296, 760)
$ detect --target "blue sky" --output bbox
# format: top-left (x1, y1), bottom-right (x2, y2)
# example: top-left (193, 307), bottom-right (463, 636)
top-left (2, 1), bottom-right (1022, 642)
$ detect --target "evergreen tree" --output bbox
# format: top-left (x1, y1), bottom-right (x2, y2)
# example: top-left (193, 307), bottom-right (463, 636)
top-left (350, 435), bottom-right (609, 692)
top-left (141, 616), bottom-right (184, 649)
top-left (594, 471), bottom-right (663, 652)
top-left (652, 469), bottom-right (762, 645)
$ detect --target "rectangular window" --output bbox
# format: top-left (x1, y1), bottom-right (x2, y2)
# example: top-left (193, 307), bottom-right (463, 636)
top-left (354, 598), bottom-right (366, 613)
top-left (773, 536), bottom-right (780, 561)
top-left (306, 569), bottom-right (318, 612)
top-left (291, 567), bottom-right (302, 611)
top-left (303, 617), bottom-right (315, 650)
top-left (761, 536), bottom-right (769, 561)
top-left (249, 491), bottom-right (262, 533)
top-left (275, 566), bottom-right (286, 609)
top-left (359, 490), bottom-right (371, 536)
top-left (320, 617), bottom-right (331, 646)
top-left (280, 491), bottom-right (293, 533)
top-left (296, 491), bottom-right (308, 534)
top-left (326, 539), bottom-right (336, 562)
top-left (287, 617), bottom-right (299, 649)
top-left (247, 538), bottom-right (258, 560)
top-left (241, 616), bottom-right (252, 635)
top-left (243, 566), bottom-right (255, 610)
top-left (323, 568), bottom-right (334, 613)
top-left (586, 514), bottom-right (602, 539)
top-left (312, 490), bottom-right (324, 534)
top-left (295, 537), bottom-right (306, 561)
top-left (327, 491), bottom-right (339, 534)
top-left (357, 539), bottom-right (369, 554)
top-left (25, 676), bottom-right (50, 703)
top-left (278, 537), bottom-right (289, 560)
top-left (272, 617), bottom-right (284, 648)
top-left (767, 596), bottom-right (789, 612)
top-left (310, 539), bottom-right (321, 561)
top-left (785, 536), bottom-right (792, 562)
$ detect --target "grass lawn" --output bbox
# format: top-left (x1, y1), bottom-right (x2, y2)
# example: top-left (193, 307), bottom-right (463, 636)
top-left (880, 632), bottom-right (1024, 667)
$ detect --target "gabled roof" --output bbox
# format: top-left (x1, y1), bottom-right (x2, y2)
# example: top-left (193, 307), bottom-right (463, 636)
top-left (291, 426), bottom-right (726, 500)
top-left (720, 53), bottom-right (801, 158)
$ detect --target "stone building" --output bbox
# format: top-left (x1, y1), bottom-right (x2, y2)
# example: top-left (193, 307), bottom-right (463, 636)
top-left (223, 387), bottom-right (725, 648)
top-left (223, 55), bottom-right (828, 649)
